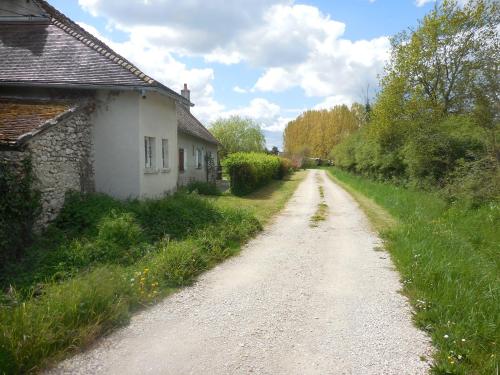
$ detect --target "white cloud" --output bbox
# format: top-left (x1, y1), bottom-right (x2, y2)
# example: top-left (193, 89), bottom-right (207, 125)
top-left (233, 86), bottom-right (248, 94)
top-left (221, 98), bottom-right (280, 122)
top-left (264, 116), bottom-right (295, 132)
top-left (250, 6), bottom-right (391, 99)
top-left (253, 68), bottom-right (294, 92)
top-left (415, 0), bottom-right (434, 6)
top-left (205, 98), bottom-right (290, 133)
top-left (79, 1), bottom-right (390, 102)
top-left (78, 0), bottom-right (288, 55)
top-left (314, 94), bottom-right (355, 110)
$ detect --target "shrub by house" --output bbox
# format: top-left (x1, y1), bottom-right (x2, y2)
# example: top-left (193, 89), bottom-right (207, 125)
top-left (223, 152), bottom-right (291, 196)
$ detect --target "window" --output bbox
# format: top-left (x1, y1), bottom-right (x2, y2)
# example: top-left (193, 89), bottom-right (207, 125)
top-left (144, 136), bottom-right (155, 169)
top-left (162, 139), bottom-right (169, 169)
top-left (196, 148), bottom-right (203, 169)
top-left (179, 148), bottom-right (185, 172)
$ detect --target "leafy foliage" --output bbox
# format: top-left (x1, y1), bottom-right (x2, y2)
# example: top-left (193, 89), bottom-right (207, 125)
top-left (185, 181), bottom-right (221, 196)
top-left (223, 152), bottom-right (291, 196)
top-left (283, 104), bottom-right (366, 159)
top-left (210, 116), bottom-right (266, 159)
top-left (0, 157), bottom-right (40, 265)
top-left (331, 0), bottom-right (499, 204)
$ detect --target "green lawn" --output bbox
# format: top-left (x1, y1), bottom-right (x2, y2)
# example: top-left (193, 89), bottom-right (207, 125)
top-left (0, 171), bottom-right (306, 374)
top-left (326, 167), bottom-right (499, 375)
top-left (212, 170), bottom-right (307, 224)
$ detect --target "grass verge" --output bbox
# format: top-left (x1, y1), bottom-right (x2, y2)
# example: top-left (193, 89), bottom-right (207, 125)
top-left (0, 171), bottom-right (306, 374)
top-left (211, 170), bottom-right (307, 225)
top-left (326, 167), bottom-right (499, 375)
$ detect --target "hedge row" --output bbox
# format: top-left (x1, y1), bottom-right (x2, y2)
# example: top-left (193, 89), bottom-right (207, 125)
top-left (223, 153), bottom-right (292, 196)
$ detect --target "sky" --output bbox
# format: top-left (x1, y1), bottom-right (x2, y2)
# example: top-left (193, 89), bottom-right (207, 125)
top-left (48, 0), bottom-right (439, 149)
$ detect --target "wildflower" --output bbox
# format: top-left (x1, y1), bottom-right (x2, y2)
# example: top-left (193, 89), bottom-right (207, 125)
top-left (130, 278), bottom-right (135, 282)
top-left (461, 338), bottom-right (466, 342)
top-left (444, 334), bottom-right (449, 339)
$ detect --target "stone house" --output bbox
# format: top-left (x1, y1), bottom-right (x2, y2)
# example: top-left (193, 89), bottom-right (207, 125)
top-left (0, 0), bottom-right (219, 226)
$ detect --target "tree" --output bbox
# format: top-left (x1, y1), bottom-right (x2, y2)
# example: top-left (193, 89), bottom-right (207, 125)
top-left (270, 146), bottom-right (279, 155)
top-left (210, 116), bottom-right (266, 159)
top-left (382, 0), bottom-right (499, 118)
top-left (283, 104), bottom-right (363, 159)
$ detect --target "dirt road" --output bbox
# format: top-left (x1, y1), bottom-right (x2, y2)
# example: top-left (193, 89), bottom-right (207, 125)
top-left (50, 170), bottom-right (432, 374)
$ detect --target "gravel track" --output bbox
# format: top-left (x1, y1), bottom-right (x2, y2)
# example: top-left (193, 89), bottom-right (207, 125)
top-left (49, 170), bottom-right (432, 375)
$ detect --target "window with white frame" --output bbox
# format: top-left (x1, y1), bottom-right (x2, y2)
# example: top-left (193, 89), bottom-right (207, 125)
top-left (144, 136), bottom-right (156, 169)
top-left (161, 139), bottom-right (169, 169)
top-left (196, 148), bottom-right (202, 169)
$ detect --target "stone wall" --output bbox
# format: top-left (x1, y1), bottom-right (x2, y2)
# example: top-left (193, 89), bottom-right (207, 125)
top-left (0, 107), bottom-right (94, 228)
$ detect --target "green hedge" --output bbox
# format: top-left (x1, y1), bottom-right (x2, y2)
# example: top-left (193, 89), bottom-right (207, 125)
top-left (223, 153), bottom-right (291, 196)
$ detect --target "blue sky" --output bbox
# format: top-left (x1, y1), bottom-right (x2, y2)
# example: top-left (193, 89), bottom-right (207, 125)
top-left (49, 0), bottom-right (437, 149)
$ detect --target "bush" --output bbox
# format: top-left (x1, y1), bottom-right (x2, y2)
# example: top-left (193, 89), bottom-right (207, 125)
top-left (223, 152), bottom-right (283, 196)
top-left (185, 181), bottom-right (221, 196)
top-left (402, 116), bottom-right (487, 187)
top-left (0, 157), bottom-right (40, 264)
top-left (443, 156), bottom-right (500, 207)
top-left (301, 158), bottom-right (318, 169)
top-left (277, 157), bottom-right (293, 179)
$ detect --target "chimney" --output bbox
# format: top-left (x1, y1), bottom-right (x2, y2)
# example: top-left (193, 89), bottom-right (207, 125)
top-left (181, 83), bottom-right (191, 107)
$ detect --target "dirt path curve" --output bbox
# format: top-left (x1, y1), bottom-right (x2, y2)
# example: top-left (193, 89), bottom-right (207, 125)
top-left (50, 170), bottom-right (432, 375)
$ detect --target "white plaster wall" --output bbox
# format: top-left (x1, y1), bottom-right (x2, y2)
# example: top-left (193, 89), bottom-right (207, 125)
top-left (139, 91), bottom-right (178, 197)
top-left (92, 90), bottom-right (141, 199)
top-left (178, 132), bottom-right (218, 186)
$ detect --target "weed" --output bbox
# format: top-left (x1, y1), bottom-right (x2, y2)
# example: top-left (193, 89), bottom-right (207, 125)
top-left (319, 186), bottom-right (325, 199)
top-left (310, 202), bottom-right (328, 227)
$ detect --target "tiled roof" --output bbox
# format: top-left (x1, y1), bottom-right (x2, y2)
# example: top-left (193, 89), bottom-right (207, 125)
top-left (177, 105), bottom-right (219, 145)
top-left (0, 0), bottom-right (189, 104)
top-left (0, 99), bottom-right (77, 146)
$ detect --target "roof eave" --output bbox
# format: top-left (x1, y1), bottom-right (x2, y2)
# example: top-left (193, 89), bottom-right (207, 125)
top-left (178, 128), bottom-right (220, 146)
top-left (0, 16), bottom-right (50, 24)
top-left (0, 81), bottom-right (192, 106)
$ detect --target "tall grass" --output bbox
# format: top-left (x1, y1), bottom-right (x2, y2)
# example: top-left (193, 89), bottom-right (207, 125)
top-left (327, 167), bottom-right (499, 375)
top-left (0, 192), bottom-right (264, 373)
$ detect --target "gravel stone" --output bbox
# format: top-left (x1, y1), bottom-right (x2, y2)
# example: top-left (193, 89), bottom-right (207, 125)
top-left (47, 170), bottom-right (433, 375)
